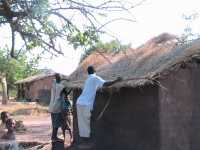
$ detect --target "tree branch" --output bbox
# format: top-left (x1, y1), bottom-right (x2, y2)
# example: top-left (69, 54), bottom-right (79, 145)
top-left (10, 24), bottom-right (15, 58)
top-left (97, 17), bottom-right (136, 31)
top-left (0, 0), bottom-right (144, 58)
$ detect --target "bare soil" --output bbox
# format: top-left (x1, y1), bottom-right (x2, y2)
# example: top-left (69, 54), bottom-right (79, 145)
top-left (1, 102), bottom-right (72, 149)
top-left (16, 115), bottom-right (51, 143)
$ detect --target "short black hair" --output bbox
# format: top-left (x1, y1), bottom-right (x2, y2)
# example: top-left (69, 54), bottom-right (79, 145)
top-left (87, 66), bottom-right (95, 74)
top-left (55, 73), bottom-right (61, 83)
top-left (60, 87), bottom-right (72, 96)
top-left (1, 111), bottom-right (9, 123)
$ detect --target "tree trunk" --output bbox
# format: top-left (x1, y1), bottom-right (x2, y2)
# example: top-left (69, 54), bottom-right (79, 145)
top-left (0, 76), bottom-right (8, 105)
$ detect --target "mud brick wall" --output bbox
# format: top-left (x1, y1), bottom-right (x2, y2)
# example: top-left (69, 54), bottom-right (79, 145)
top-left (72, 63), bottom-right (200, 150)
top-left (159, 63), bottom-right (200, 150)
top-left (29, 76), bottom-right (54, 101)
top-left (17, 76), bottom-right (54, 102)
top-left (73, 85), bottom-right (160, 150)
top-left (93, 86), bottom-right (160, 150)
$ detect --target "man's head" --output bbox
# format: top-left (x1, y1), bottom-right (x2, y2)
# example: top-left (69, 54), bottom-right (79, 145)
top-left (60, 87), bottom-right (66, 97)
top-left (55, 73), bottom-right (61, 83)
top-left (60, 87), bottom-right (72, 99)
top-left (6, 118), bottom-right (16, 132)
top-left (87, 65), bottom-right (95, 75)
top-left (1, 111), bottom-right (10, 124)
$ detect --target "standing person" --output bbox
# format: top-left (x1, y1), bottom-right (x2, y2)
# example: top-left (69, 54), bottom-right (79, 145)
top-left (48, 73), bottom-right (65, 141)
top-left (60, 87), bottom-right (73, 144)
top-left (76, 65), bottom-right (122, 148)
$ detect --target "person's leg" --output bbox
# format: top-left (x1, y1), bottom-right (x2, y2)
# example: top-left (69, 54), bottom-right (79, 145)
top-left (61, 126), bottom-right (66, 141)
top-left (76, 104), bottom-right (95, 149)
top-left (64, 121), bottom-right (73, 141)
top-left (52, 127), bottom-right (59, 140)
top-left (61, 113), bottom-right (66, 140)
top-left (76, 104), bottom-right (91, 138)
top-left (51, 113), bottom-right (60, 141)
top-left (66, 117), bottom-right (73, 140)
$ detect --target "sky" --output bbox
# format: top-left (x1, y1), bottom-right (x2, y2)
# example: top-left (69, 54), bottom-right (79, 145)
top-left (1, 0), bottom-right (200, 75)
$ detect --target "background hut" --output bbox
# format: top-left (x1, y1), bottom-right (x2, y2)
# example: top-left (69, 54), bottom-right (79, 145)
top-left (16, 71), bottom-right (68, 104)
top-left (69, 33), bottom-right (200, 150)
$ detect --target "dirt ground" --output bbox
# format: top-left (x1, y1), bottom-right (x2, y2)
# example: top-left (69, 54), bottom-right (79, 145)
top-left (0, 102), bottom-right (72, 149)
top-left (16, 115), bottom-right (51, 143)
top-left (0, 102), bottom-right (50, 141)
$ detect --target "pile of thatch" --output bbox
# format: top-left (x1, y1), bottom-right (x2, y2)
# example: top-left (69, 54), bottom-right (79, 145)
top-left (69, 33), bottom-right (200, 88)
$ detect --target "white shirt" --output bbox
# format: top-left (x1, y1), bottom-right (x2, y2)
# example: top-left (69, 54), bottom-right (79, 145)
top-left (48, 79), bottom-right (64, 113)
top-left (76, 74), bottom-right (106, 110)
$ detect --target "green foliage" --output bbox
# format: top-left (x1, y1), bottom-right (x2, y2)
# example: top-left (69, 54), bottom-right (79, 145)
top-left (0, 0), bottom-right (136, 57)
top-left (179, 13), bottom-right (200, 44)
top-left (68, 27), bottom-right (100, 49)
top-left (0, 48), bottom-right (40, 90)
top-left (0, 0), bottom-right (102, 55)
top-left (80, 40), bottom-right (131, 62)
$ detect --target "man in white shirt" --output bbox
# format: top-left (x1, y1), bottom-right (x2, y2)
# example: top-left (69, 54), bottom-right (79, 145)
top-left (49, 73), bottom-right (65, 141)
top-left (76, 65), bottom-right (121, 148)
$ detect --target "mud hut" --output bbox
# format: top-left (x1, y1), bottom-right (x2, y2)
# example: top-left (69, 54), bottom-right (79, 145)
top-left (69, 33), bottom-right (200, 150)
top-left (16, 72), bottom-right (68, 104)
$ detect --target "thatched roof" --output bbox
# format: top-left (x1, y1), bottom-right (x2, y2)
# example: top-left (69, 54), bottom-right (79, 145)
top-left (69, 52), bottom-right (112, 81)
top-left (69, 49), bottom-right (133, 81)
top-left (15, 73), bottom-right (55, 84)
top-left (15, 72), bottom-right (68, 84)
top-left (69, 33), bottom-right (200, 88)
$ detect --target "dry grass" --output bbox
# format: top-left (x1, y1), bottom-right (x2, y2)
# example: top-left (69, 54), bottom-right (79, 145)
top-left (69, 33), bottom-right (200, 88)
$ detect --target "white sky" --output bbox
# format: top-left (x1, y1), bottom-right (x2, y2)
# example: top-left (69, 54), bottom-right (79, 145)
top-left (1, 0), bottom-right (200, 75)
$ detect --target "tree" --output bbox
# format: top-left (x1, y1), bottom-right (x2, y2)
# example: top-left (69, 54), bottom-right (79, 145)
top-left (0, 74), bottom-right (8, 104)
top-left (80, 40), bottom-right (131, 62)
top-left (178, 13), bottom-right (200, 45)
top-left (0, 0), bottom-right (143, 58)
top-left (0, 48), bottom-right (40, 104)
